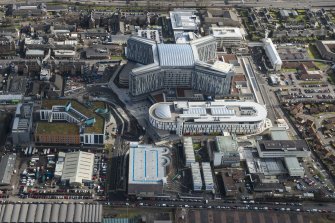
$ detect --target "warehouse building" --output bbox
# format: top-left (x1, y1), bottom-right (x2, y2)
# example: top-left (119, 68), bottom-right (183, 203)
top-left (126, 35), bottom-right (234, 100)
top-left (61, 151), bottom-right (94, 185)
top-left (149, 100), bottom-right (268, 136)
top-left (11, 102), bottom-right (33, 145)
top-left (0, 203), bottom-right (102, 223)
top-left (0, 154), bottom-right (16, 186)
top-left (128, 142), bottom-right (171, 197)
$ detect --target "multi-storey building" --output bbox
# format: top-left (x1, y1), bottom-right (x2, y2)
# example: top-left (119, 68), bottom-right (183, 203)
top-left (11, 102), bottom-right (34, 145)
top-left (128, 142), bottom-right (171, 197)
top-left (126, 36), bottom-right (234, 100)
top-left (149, 100), bottom-right (268, 136)
top-left (256, 140), bottom-right (310, 158)
top-left (209, 27), bottom-right (245, 49)
top-left (35, 99), bottom-right (106, 145)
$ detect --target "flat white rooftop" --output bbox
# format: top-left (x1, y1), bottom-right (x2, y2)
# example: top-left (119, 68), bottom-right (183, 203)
top-left (170, 10), bottom-right (200, 31)
top-left (262, 38), bottom-right (282, 65)
top-left (129, 142), bottom-right (170, 185)
top-left (210, 27), bottom-right (243, 39)
top-left (150, 100), bottom-right (267, 123)
top-left (191, 162), bottom-right (202, 186)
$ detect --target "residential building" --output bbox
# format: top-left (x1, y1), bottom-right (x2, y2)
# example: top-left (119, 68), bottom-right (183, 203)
top-left (191, 162), bottom-right (202, 191)
top-left (316, 40), bottom-right (335, 61)
top-left (35, 99), bottom-right (105, 145)
top-left (0, 36), bottom-right (16, 58)
top-left (128, 142), bottom-right (171, 197)
top-left (61, 151), bottom-right (94, 185)
top-left (127, 36), bottom-right (233, 99)
top-left (202, 162), bottom-right (214, 192)
top-left (149, 100), bottom-right (268, 136)
top-left (11, 102), bottom-right (33, 145)
top-left (262, 38), bottom-right (282, 71)
top-left (214, 136), bottom-right (239, 167)
top-left (183, 137), bottom-right (196, 167)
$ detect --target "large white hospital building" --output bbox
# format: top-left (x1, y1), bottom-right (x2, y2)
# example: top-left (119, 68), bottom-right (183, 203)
top-left (149, 100), bottom-right (268, 136)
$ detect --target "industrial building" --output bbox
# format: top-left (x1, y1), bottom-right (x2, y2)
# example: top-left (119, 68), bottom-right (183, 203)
top-left (0, 203), bottom-right (102, 223)
top-left (35, 99), bottom-right (105, 145)
top-left (315, 40), bottom-right (335, 61)
top-left (11, 102), bottom-right (33, 145)
top-left (284, 157), bottom-right (305, 177)
top-left (0, 154), bottom-right (16, 185)
top-left (213, 135), bottom-right (240, 167)
top-left (262, 38), bottom-right (282, 71)
top-left (183, 137), bottom-right (196, 167)
top-left (126, 35), bottom-right (234, 99)
top-left (191, 162), bottom-right (202, 191)
top-left (128, 142), bottom-right (171, 197)
top-left (256, 140), bottom-right (310, 158)
top-left (202, 162), bottom-right (214, 191)
top-left (61, 151), bottom-right (94, 185)
top-left (209, 27), bottom-right (245, 49)
top-left (149, 100), bottom-right (268, 136)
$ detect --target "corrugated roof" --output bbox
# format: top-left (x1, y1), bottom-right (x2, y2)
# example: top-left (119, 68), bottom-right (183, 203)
top-left (157, 44), bottom-right (194, 67)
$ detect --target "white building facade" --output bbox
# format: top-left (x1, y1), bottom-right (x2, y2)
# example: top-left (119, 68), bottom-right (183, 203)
top-left (127, 36), bottom-right (234, 99)
top-left (149, 100), bottom-right (268, 136)
top-left (262, 38), bottom-right (282, 71)
top-left (209, 27), bottom-right (244, 48)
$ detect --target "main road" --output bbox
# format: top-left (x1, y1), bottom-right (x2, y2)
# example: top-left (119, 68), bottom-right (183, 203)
top-left (7, 0), bottom-right (335, 8)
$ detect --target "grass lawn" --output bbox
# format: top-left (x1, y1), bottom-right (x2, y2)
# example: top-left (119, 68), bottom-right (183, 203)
top-left (281, 68), bottom-right (297, 73)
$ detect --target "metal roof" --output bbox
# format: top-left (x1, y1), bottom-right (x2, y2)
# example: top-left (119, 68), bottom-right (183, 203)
top-left (0, 154), bottom-right (16, 185)
top-left (0, 203), bottom-right (102, 223)
top-left (61, 151), bottom-right (94, 184)
top-left (157, 44), bottom-right (194, 67)
top-left (128, 144), bottom-right (170, 185)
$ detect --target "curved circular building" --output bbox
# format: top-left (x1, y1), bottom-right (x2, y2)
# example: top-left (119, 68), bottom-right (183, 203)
top-left (149, 100), bottom-right (267, 136)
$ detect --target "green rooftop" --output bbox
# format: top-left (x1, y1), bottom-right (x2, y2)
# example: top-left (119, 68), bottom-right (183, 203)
top-left (35, 122), bottom-right (79, 135)
top-left (40, 99), bottom-right (105, 134)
